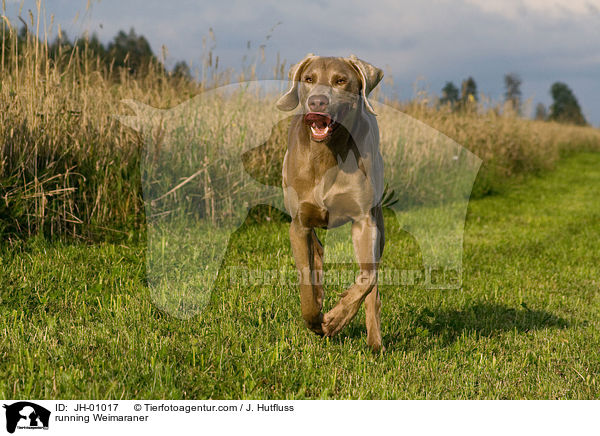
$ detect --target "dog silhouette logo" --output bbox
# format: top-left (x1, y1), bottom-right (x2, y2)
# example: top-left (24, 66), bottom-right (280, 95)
top-left (117, 80), bottom-right (482, 320)
top-left (3, 402), bottom-right (50, 433)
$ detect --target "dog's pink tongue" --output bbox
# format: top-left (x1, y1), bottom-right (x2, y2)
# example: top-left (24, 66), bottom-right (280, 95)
top-left (304, 112), bottom-right (331, 128)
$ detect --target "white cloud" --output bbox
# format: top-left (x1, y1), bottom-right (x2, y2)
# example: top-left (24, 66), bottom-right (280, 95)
top-left (462, 0), bottom-right (600, 19)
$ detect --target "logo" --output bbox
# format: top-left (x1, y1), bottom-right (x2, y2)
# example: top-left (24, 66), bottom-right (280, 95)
top-left (117, 80), bottom-right (482, 319)
top-left (3, 402), bottom-right (50, 433)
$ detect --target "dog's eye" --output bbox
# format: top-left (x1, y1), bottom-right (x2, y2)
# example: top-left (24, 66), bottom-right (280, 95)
top-left (336, 78), bottom-right (347, 85)
top-left (304, 76), bottom-right (313, 83)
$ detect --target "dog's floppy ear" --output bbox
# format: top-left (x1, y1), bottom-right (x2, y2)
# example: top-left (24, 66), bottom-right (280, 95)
top-left (276, 53), bottom-right (316, 111)
top-left (347, 54), bottom-right (383, 115)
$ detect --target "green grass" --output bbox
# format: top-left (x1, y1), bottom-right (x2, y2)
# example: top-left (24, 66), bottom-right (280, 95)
top-left (1, 152), bottom-right (600, 399)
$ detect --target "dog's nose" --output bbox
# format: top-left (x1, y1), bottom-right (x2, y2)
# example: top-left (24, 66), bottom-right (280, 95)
top-left (308, 95), bottom-right (329, 112)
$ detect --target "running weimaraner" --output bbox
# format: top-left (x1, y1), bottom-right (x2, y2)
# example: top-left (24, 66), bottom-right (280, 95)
top-left (276, 54), bottom-right (385, 351)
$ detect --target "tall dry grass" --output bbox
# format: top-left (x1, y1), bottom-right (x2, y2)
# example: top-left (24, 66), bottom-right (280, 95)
top-left (384, 100), bottom-right (600, 197)
top-left (1, 9), bottom-right (599, 240)
top-left (402, 101), bottom-right (599, 191)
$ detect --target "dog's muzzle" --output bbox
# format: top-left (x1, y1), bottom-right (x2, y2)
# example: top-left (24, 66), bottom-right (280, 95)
top-left (303, 108), bottom-right (348, 142)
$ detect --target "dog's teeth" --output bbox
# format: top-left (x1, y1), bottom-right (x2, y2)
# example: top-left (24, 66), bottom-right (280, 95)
top-left (310, 126), bottom-right (329, 136)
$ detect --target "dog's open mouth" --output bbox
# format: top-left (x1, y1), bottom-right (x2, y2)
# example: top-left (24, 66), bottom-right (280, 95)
top-left (304, 112), bottom-right (338, 141)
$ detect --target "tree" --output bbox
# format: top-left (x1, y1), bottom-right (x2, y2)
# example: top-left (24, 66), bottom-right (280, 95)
top-left (534, 103), bottom-right (547, 121)
top-left (48, 31), bottom-right (73, 60)
top-left (548, 82), bottom-right (587, 125)
top-left (79, 33), bottom-right (107, 59)
top-left (504, 73), bottom-right (522, 114)
top-left (440, 81), bottom-right (459, 108)
top-left (458, 77), bottom-right (478, 110)
top-left (107, 28), bottom-right (157, 75)
top-left (172, 61), bottom-right (192, 81)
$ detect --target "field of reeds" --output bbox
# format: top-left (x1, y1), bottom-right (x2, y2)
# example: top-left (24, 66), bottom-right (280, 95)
top-left (1, 11), bottom-right (600, 241)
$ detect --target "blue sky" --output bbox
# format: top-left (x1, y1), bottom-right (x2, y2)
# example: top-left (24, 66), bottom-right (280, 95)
top-left (5, 0), bottom-right (600, 125)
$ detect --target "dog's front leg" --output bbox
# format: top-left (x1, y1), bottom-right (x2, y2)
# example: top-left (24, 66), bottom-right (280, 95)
top-left (290, 219), bottom-right (325, 335)
top-left (322, 212), bottom-right (383, 349)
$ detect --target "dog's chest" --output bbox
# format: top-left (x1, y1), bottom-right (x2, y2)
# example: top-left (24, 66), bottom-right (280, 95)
top-left (316, 163), bottom-right (374, 220)
top-left (283, 150), bottom-right (375, 228)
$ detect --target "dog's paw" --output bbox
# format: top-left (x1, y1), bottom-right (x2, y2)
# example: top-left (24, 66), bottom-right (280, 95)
top-left (303, 312), bottom-right (324, 336)
top-left (367, 337), bottom-right (384, 353)
top-left (307, 321), bottom-right (325, 336)
top-left (322, 303), bottom-right (357, 337)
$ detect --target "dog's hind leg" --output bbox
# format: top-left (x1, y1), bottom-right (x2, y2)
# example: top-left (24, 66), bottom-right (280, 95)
top-left (290, 220), bottom-right (324, 335)
top-left (365, 207), bottom-right (384, 351)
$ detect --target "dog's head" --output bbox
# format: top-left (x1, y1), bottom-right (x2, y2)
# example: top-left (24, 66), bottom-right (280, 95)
top-left (277, 54), bottom-right (383, 142)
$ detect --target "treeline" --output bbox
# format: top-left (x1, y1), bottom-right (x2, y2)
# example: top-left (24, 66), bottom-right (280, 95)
top-left (439, 74), bottom-right (587, 126)
top-left (1, 23), bottom-right (193, 81)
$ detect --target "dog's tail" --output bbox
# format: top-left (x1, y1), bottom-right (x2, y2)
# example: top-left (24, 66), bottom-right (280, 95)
top-left (381, 184), bottom-right (399, 209)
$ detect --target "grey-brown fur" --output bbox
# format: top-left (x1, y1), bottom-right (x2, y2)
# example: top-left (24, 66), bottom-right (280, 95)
top-left (277, 54), bottom-right (385, 351)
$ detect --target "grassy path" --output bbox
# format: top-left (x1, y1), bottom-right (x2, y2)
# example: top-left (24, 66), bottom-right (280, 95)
top-left (1, 153), bottom-right (600, 399)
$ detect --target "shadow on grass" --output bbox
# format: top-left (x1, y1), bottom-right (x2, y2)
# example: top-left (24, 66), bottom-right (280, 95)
top-left (380, 302), bottom-right (569, 352)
